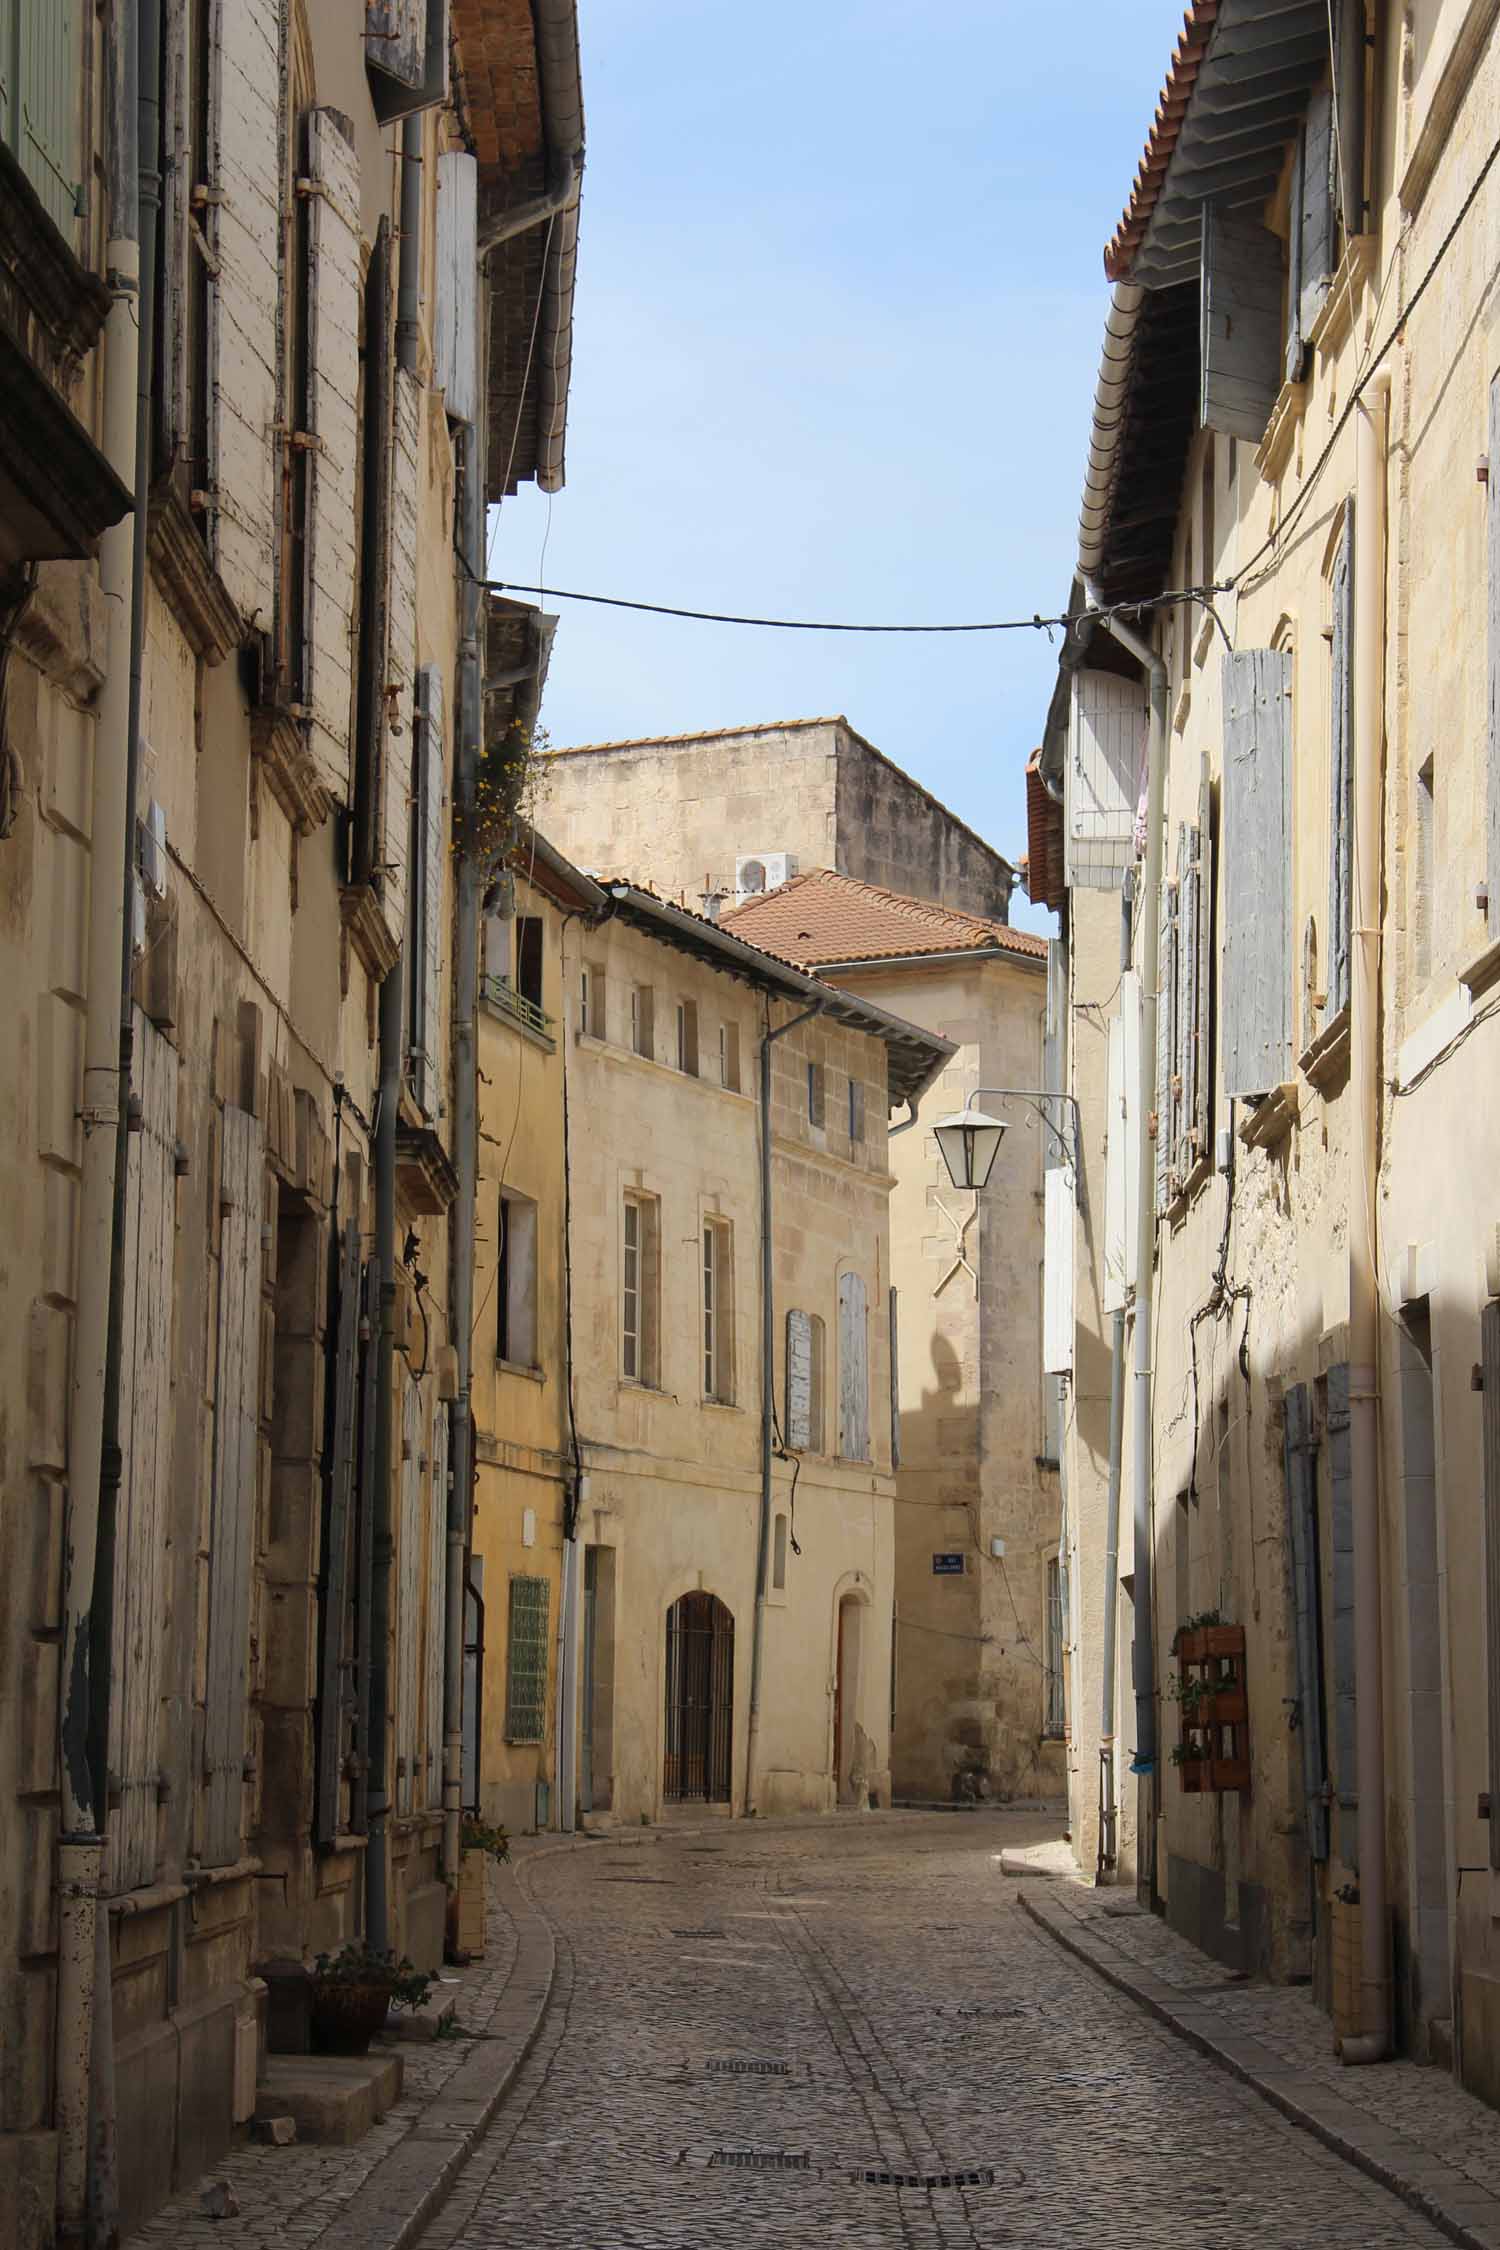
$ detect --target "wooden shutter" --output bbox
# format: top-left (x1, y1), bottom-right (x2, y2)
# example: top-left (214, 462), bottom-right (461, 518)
top-left (1222, 649), bottom-right (1293, 1097)
top-left (424, 1400), bottom-right (448, 1809)
top-left (888, 1288), bottom-right (900, 1470)
top-left (1483, 1303), bottom-right (1500, 1869)
top-left (415, 667), bottom-right (446, 1120)
top-left (206, 0), bottom-right (283, 626)
top-left (1067, 669), bottom-right (1146, 889)
top-left (1155, 875), bottom-right (1179, 1213)
top-left (1175, 822), bottom-right (1200, 1184)
top-left (315, 1220), bottom-right (361, 1847)
top-left (351, 218), bottom-right (392, 891)
top-left (304, 107), bottom-right (362, 805)
top-left (395, 1371), bottom-right (422, 1815)
top-left (108, 1011), bottom-right (178, 1893)
top-left (1283, 1383), bottom-right (1330, 1863)
top-left (1193, 757), bottom-right (1213, 1163)
top-left (1327, 1362), bottom-right (1358, 1866)
top-left (434, 151), bottom-right (478, 425)
top-left (5, 0), bottom-right (80, 235)
top-left (1334, 0), bottom-right (1366, 238)
top-left (1200, 202), bottom-right (1282, 442)
top-left (383, 366), bottom-right (421, 944)
top-left (1328, 501), bottom-right (1355, 1017)
top-left (351, 1257), bottom-right (380, 1835)
top-left (1488, 374), bottom-right (1500, 944)
top-left (366, 0), bottom-right (425, 89)
top-left (838, 1272), bottom-right (869, 1463)
top-left (203, 1104), bottom-right (264, 1865)
top-left (1042, 1169), bottom-right (1074, 1375)
top-left (1289, 88), bottom-right (1336, 378)
top-left (786, 1308), bottom-right (812, 1452)
top-left (155, 3), bottom-right (189, 469)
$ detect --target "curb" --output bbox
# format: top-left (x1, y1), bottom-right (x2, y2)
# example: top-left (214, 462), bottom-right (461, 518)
top-left (1020, 1887), bottom-right (1500, 2250)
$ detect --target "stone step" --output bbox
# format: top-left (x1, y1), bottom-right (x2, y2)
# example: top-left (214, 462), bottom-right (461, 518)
top-left (253, 2052), bottom-right (403, 2146)
top-left (383, 1984), bottom-right (459, 2042)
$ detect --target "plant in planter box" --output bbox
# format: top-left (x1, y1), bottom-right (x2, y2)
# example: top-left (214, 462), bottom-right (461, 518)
top-left (461, 1817), bottom-right (511, 1862)
top-left (310, 1943), bottom-right (433, 2056)
top-left (450, 1818), bottom-right (508, 1964)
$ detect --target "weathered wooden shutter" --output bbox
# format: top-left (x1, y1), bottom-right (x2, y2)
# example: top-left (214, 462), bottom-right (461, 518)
top-left (1334, 0), bottom-right (1366, 238)
top-left (315, 1220), bottom-right (361, 1847)
top-left (383, 366), bottom-right (421, 943)
top-left (366, 0), bottom-right (425, 88)
top-left (1175, 823), bottom-right (1200, 1184)
top-left (838, 1272), bottom-right (869, 1463)
top-left (108, 1011), bottom-right (178, 1893)
top-left (351, 1257), bottom-right (380, 1835)
top-left (1328, 502), bottom-right (1355, 1017)
top-left (1200, 202), bottom-right (1282, 442)
top-left (206, 0), bottom-right (283, 627)
top-left (1283, 1383), bottom-right (1330, 1863)
top-left (3, 0), bottom-right (80, 235)
top-left (434, 150), bottom-right (477, 425)
top-left (304, 107), bottom-right (362, 805)
top-left (1155, 875), bottom-right (1179, 1213)
top-left (786, 1308), bottom-right (812, 1452)
top-left (408, 665), bottom-right (446, 1120)
top-left (888, 1288), bottom-right (900, 1470)
top-left (1482, 1303), bottom-right (1500, 1869)
top-left (395, 1370), bottom-right (422, 1814)
top-left (1488, 375), bottom-right (1500, 944)
top-left (1222, 649), bottom-right (1293, 1097)
top-left (1327, 1362), bottom-right (1358, 1865)
top-left (1193, 760), bottom-right (1213, 1163)
top-left (203, 1104), bottom-right (265, 1865)
top-left (1042, 1168), bottom-right (1074, 1375)
top-left (1288, 88), bottom-right (1336, 380)
top-left (424, 1400), bottom-right (448, 1807)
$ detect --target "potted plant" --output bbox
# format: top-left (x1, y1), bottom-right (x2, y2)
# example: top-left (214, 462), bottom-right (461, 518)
top-left (452, 1817), bottom-right (510, 1963)
top-left (1171, 1742), bottom-right (1207, 1794)
top-left (309, 1943), bottom-right (432, 2055)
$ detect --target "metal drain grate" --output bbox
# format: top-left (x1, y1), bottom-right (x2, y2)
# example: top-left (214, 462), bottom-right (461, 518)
top-left (708, 2150), bottom-right (810, 2171)
top-left (856, 2167), bottom-right (996, 2190)
top-left (707, 2058), bottom-right (791, 2077)
top-left (673, 1927), bottom-right (727, 1939)
top-left (955, 2002), bottom-right (1038, 2022)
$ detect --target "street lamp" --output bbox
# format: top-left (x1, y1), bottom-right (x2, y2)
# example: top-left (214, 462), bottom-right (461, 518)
top-left (932, 1107), bottom-right (1007, 1192)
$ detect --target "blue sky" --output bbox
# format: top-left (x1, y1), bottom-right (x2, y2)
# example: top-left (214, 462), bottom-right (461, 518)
top-left (488, 1), bottom-right (1186, 934)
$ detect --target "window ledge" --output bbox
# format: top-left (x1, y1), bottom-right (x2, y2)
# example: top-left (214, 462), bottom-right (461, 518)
top-left (149, 481), bottom-right (243, 663)
top-left (575, 1027), bottom-right (749, 1100)
top-left (340, 880), bottom-right (401, 989)
top-left (1255, 378), bottom-right (1308, 485)
top-left (497, 1357), bottom-right (545, 1384)
top-left (1299, 1006), bottom-right (1350, 1091)
top-left (1237, 1080), bottom-right (1300, 1150)
top-left (701, 1399), bottom-right (742, 1414)
top-left (1460, 934), bottom-right (1500, 998)
top-left (1309, 236), bottom-right (1377, 364)
top-left (252, 704), bottom-right (330, 838)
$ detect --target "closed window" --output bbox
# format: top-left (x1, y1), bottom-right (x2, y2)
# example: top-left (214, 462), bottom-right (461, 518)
top-left (703, 1218), bottom-right (734, 1403)
top-left (773, 1512), bottom-right (788, 1591)
top-left (1044, 1557), bottom-right (1067, 1738)
top-left (622, 1192), bottom-right (660, 1385)
top-left (631, 983), bottom-right (654, 1059)
top-left (807, 1061), bottom-right (825, 1130)
top-left (676, 998), bottom-right (699, 1075)
top-left (837, 1272), bottom-right (869, 1462)
top-left (848, 1075), bottom-right (865, 1146)
top-left (581, 962), bottom-right (607, 1039)
top-left (504, 1575), bottom-right (549, 1744)
top-left (497, 1193), bottom-right (538, 1369)
top-left (720, 1021), bottom-right (741, 1092)
top-left (515, 917), bottom-right (544, 1010)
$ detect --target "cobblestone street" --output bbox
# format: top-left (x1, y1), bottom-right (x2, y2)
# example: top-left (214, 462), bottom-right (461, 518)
top-left (413, 1812), bottom-right (1454, 2250)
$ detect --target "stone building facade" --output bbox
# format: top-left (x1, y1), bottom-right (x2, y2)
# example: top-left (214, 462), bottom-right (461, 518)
top-left (1037, 0), bottom-right (1500, 2102)
top-left (0, 2), bottom-right (584, 2240)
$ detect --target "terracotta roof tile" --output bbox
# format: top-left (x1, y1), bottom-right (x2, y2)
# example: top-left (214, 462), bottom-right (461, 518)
top-left (721, 868), bottom-right (1046, 968)
top-left (1104, 1), bottom-right (1219, 281)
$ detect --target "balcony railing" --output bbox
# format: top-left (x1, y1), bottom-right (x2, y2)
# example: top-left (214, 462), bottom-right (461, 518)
top-left (482, 975), bottom-right (554, 1039)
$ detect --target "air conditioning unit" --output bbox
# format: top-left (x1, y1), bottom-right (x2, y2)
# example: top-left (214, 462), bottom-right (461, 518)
top-left (734, 852), bottom-right (797, 897)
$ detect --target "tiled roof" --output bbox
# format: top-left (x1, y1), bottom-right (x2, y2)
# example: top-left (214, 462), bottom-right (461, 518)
top-left (1105, 2), bottom-right (1220, 280)
top-left (546, 717), bottom-right (843, 756)
top-left (721, 868), bottom-right (1046, 968)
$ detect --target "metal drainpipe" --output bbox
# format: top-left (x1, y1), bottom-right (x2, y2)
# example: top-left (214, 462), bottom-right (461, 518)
top-left (745, 999), bottom-right (824, 1815)
top-left (1341, 374), bottom-right (1392, 2064)
top-left (57, 0), bottom-right (154, 2233)
top-left (366, 960), bottom-right (403, 1953)
top-left (1098, 872), bottom-right (1135, 1881)
top-left (1087, 596), bottom-right (1167, 1908)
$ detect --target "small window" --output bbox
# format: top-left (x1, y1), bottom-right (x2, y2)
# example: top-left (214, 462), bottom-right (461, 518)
top-left (772, 1512), bottom-right (788, 1591)
top-left (719, 1021), bottom-right (741, 1092)
top-left (702, 1217), bottom-right (734, 1403)
top-left (631, 983), bottom-right (654, 1059)
top-left (504, 1575), bottom-right (549, 1743)
top-left (497, 1193), bottom-right (539, 1369)
top-left (676, 998), bottom-right (699, 1076)
top-left (1044, 1556), bottom-right (1067, 1738)
top-left (515, 917), bottom-right (544, 1009)
top-left (581, 962), bottom-right (607, 1040)
top-left (847, 1076), bottom-right (865, 1146)
top-left (622, 1191), bottom-right (660, 1385)
top-left (807, 1060), bottom-right (825, 1130)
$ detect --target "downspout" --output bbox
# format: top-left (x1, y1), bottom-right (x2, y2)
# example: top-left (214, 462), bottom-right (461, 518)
top-left (1098, 873), bottom-right (1134, 1881)
top-left (557, 1009), bottom-right (584, 1833)
top-left (475, 148), bottom-right (581, 256)
top-left (1087, 595), bottom-right (1167, 1909)
top-left (1340, 374), bottom-right (1391, 2064)
top-left (57, 2), bottom-right (150, 2236)
top-left (746, 998), bottom-right (824, 1815)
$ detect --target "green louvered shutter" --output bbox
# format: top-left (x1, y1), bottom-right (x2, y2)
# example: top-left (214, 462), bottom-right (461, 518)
top-left (4, 2), bottom-right (81, 237)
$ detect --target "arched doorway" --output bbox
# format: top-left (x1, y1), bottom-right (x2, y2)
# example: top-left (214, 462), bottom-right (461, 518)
top-left (664, 1592), bottom-right (734, 1803)
top-left (835, 1592), bottom-right (870, 1808)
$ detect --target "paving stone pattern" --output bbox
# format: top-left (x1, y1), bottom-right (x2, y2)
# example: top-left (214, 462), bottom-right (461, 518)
top-left (420, 1811), bottom-right (1452, 2248)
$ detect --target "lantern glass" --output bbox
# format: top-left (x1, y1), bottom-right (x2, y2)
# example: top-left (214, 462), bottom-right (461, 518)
top-left (932, 1108), bottom-right (1006, 1192)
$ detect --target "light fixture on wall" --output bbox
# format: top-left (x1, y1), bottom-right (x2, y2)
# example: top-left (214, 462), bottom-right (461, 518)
top-left (932, 1106), bottom-right (1007, 1192)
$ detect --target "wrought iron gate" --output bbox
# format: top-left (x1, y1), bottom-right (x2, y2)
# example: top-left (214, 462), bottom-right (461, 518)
top-left (664, 1592), bottom-right (734, 1803)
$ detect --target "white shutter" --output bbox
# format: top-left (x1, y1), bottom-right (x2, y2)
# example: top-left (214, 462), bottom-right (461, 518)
top-left (108, 1011), bottom-right (178, 1893)
top-left (1194, 758), bottom-right (1213, 1161)
top-left (415, 667), bottom-right (446, 1120)
top-left (838, 1272), bottom-right (869, 1463)
top-left (206, 0), bottom-right (282, 627)
top-left (304, 107), bottom-right (362, 804)
top-left (202, 1104), bottom-right (264, 1865)
top-left (396, 1372), bottom-right (422, 1816)
top-left (786, 1308), bottom-right (812, 1451)
top-left (1066, 669), bottom-right (1147, 889)
top-left (1103, 1011), bottom-right (1129, 1316)
top-left (424, 1400), bottom-right (448, 1809)
top-left (383, 367), bottom-right (421, 944)
top-left (888, 1288), bottom-right (900, 1470)
top-left (434, 151), bottom-right (478, 424)
top-left (1176, 823), bottom-right (1200, 1183)
top-left (1043, 1168), bottom-right (1074, 1375)
top-left (1328, 503), bottom-right (1355, 1014)
top-left (1222, 650), bottom-right (1294, 1096)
